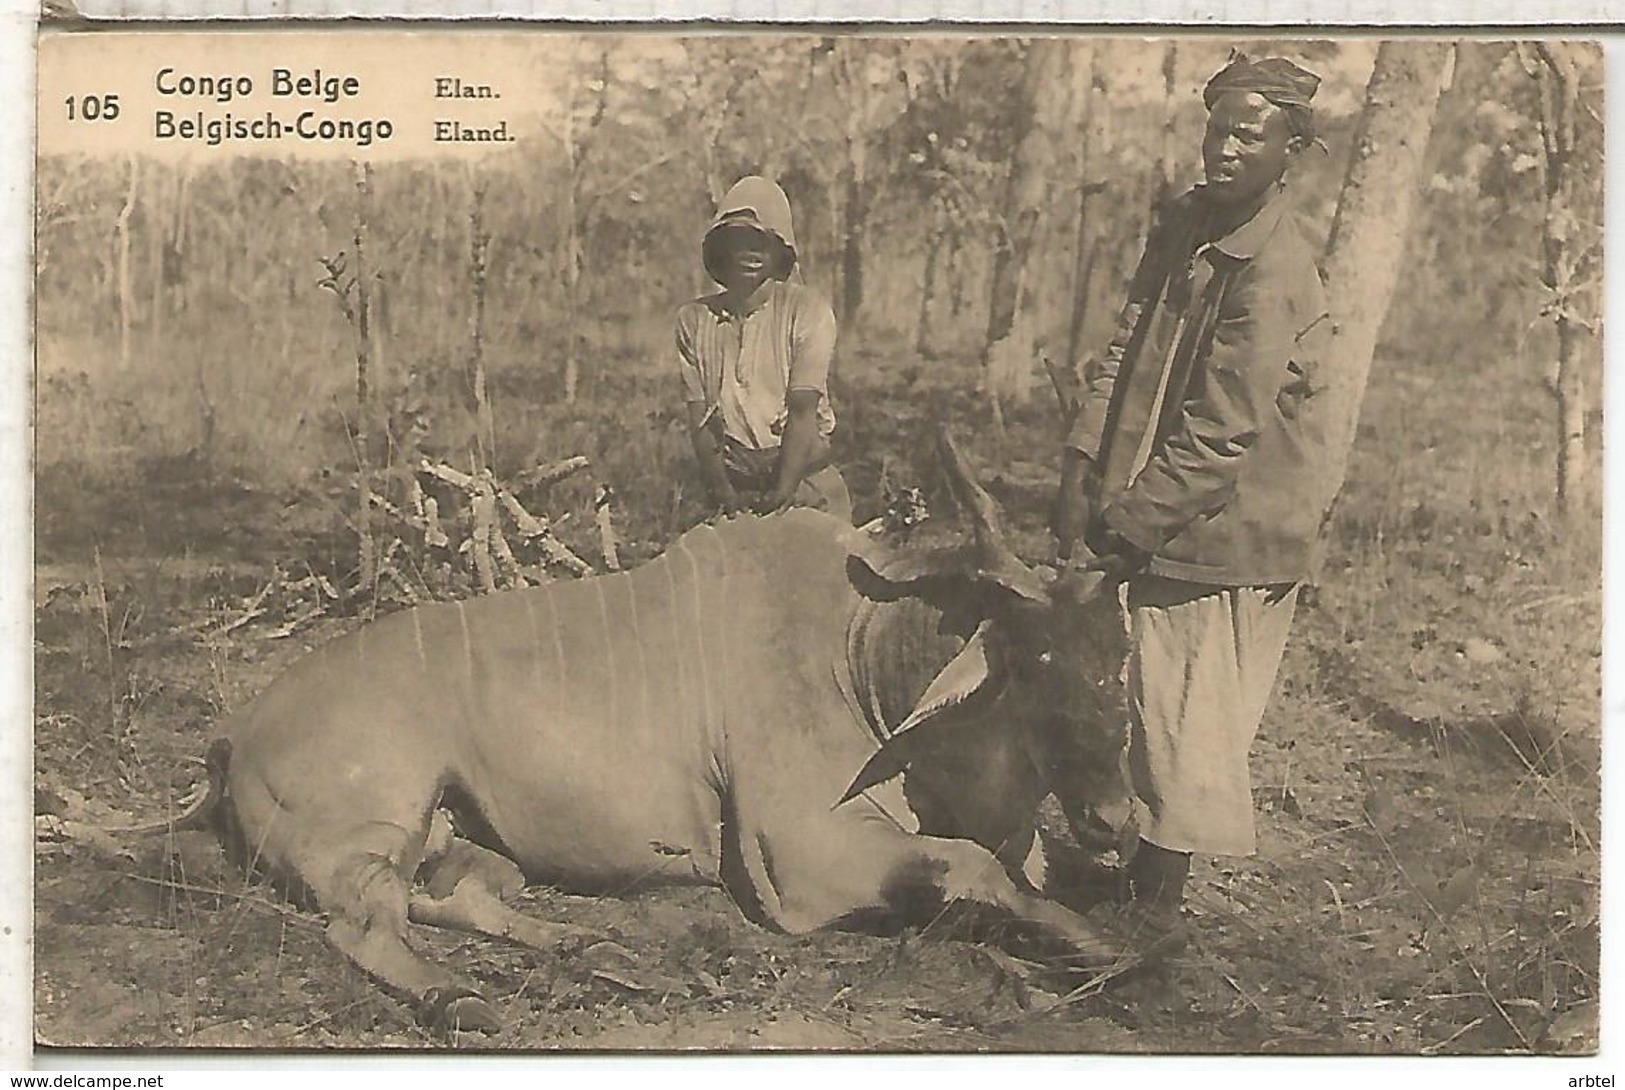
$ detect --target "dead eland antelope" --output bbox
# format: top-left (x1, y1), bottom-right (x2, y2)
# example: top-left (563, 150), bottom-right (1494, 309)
top-left (138, 432), bottom-right (1138, 1033)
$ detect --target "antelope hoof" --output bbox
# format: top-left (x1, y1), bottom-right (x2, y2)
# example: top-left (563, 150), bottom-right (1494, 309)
top-left (1064, 931), bottom-right (1138, 973)
top-left (421, 987), bottom-right (502, 1036)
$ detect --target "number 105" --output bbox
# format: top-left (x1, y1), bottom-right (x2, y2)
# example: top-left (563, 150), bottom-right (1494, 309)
top-left (64, 94), bottom-right (120, 121)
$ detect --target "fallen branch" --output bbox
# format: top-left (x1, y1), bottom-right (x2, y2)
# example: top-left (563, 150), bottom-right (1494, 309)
top-left (497, 488), bottom-right (551, 538)
top-left (518, 455), bottom-right (591, 490)
top-left (210, 571), bottom-right (280, 639)
top-left (420, 459), bottom-right (478, 491)
top-left (537, 532), bottom-right (594, 578)
top-left (469, 481), bottom-right (499, 594)
top-left (595, 484), bottom-right (621, 571)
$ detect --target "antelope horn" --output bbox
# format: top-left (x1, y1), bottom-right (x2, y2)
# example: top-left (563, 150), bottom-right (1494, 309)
top-left (935, 427), bottom-right (1047, 602)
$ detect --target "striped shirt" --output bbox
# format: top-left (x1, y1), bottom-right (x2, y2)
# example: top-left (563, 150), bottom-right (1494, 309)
top-left (676, 280), bottom-right (837, 451)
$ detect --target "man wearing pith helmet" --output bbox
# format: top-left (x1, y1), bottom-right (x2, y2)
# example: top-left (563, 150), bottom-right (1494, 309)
top-left (1053, 54), bottom-right (1339, 954)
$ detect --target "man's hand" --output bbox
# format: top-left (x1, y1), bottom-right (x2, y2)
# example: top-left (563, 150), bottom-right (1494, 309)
top-left (689, 403), bottom-right (743, 520)
top-left (754, 487), bottom-right (797, 516)
top-left (769, 390), bottom-right (823, 512)
top-left (713, 484), bottom-right (747, 520)
top-left (1052, 489), bottom-right (1093, 562)
top-left (1084, 514), bottom-right (1152, 572)
top-left (1052, 450), bottom-right (1099, 561)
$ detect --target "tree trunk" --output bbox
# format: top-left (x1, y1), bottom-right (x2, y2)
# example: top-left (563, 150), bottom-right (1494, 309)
top-left (169, 165), bottom-right (189, 316)
top-left (353, 162), bottom-right (376, 594)
top-left (563, 110), bottom-right (582, 405)
top-left (561, 47), bottom-right (608, 405)
top-left (1066, 44), bottom-right (1106, 372)
top-left (916, 202), bottom-right (947, 356)
top-left (840, 140), bottom-right (868, 322)
top-left (113, 155), bottom-right (138, 370)
top-left (682, 41), bottom-right (732, 213)
top-left (983, 38), bottom-right (1067, 427)
top-left (371, 274), bottom-right (389, 397)
top-left (1154, 42), bottom-right (1179, 209)
top-left (148, 185), bottom-right (164, 346)
top-left (1528, 42), bottom-right (1593, 518)
top-left (468, 173), bottom-right (495, 467)
top-left (1318, 41), bottom-right (1453, 514)
top-left (1555, 319), bottom-right (1586, 510)
top-left (150, 163), bottom-right (189, 339)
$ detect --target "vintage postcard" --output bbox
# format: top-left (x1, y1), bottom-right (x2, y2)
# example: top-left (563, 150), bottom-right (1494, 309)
top-left (30, 28), bottom-right (1601, 1055)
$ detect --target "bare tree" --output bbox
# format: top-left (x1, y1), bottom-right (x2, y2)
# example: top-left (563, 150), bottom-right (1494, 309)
top-left (1319, 41), bottom-right (1454, 513)
top-left (317, 164), bottom-right (380, 593)
top-left (1066, 42), bottom-right (1109, 373)
top-left (113, 155), bottom-right (139, 370)
top-left (916, 195), bottom-right (950, 356)
top-left (1153, 41), bottom-right (1180, 209)
top-left (680, 39), bottom-right (748, 211)
top-left (1521, 42), bottom-right (1600, 518)
top-left (468, 170), bottom-right (495, 466)
top-left (147, 163), bottom-right (189, 344)
top-left (982, 38), bottom-right (1067, 435)
top-left (353, 163), bottom-right (377, 593)
top-left (820, 39), bottom-right (913, 323)
top-left (559, 44), bottom-right (612, 404)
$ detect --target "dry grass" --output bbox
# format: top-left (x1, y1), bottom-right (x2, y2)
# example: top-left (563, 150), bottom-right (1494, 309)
top-left (33, 321), bottom-right (1600, 1052)
top-left (32, 151), bottom-right (1600, 1051)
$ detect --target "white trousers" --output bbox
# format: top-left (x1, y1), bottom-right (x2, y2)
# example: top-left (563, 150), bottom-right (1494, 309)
top-left (1126, 575), bottom-right (1298, 856)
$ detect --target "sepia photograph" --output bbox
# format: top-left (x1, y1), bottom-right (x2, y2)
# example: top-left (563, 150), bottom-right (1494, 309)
top-left (30, 31), bottom-right (1602, 1054)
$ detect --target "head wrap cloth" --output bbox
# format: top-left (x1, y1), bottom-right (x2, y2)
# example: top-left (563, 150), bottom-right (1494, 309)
top-left (702, 176), bottom-right (800, 285)
top-left (1202, 54), bottom-right (1322, 142)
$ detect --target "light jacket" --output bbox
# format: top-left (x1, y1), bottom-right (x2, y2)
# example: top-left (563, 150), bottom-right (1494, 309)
top-left (1066, 184), bottom-right (1339, 586)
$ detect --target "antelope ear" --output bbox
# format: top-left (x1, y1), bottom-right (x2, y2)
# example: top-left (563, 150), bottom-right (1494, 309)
top-left (845, 546), bottom-right (975, 602)
top-left (892, 620), bottom-right (1002, 735)
top-left (845, 548), bottom-right (990, 639)
top-left (837, 622), bottom-right (1006, 805)
top-left (846, 548), bottom-right (1051, 608)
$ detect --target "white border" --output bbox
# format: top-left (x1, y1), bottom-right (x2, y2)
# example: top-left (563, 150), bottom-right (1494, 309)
top-left (28, 0), bottom-right (1625, 22)
top-left (2, 0), bottom-right (34, 1069)
top-left (5, 15), bottom-right (1618, 1086)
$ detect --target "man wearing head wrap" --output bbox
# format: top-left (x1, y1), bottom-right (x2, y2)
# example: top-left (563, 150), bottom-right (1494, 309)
top-left (1052, 54), bottom-right (1338, 953)
top-left (676, 176), bottom-right (851, 522)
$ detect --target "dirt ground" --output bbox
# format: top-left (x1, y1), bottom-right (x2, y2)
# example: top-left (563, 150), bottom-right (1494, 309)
top-left (30, 310), bottom-right (1602, 1058)
top-left (31, 476), bottom-right (1600, 1055)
